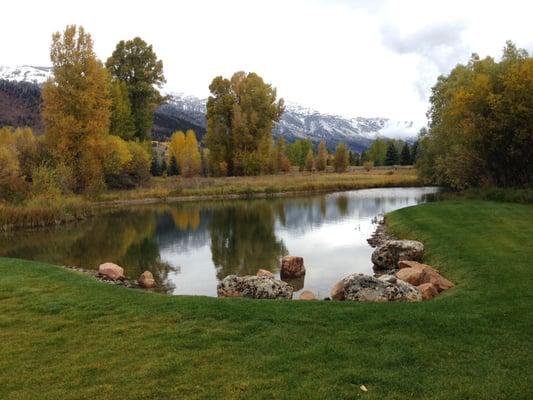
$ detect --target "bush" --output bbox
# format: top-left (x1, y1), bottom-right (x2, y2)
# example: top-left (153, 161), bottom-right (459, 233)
top-left (31, 163), bottom-right (75, 199)
top-left (363, 161), bottom-right (374, 172)
top-left (127, 141), bottom-right (151, 186)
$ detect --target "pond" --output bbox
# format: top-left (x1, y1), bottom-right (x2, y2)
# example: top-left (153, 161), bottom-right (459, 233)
top-left (0, 187), bottom-right (439, 297)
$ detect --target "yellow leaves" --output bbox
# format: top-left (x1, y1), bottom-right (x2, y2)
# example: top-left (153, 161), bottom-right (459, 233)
top-left (167, 130), bottom-right (201, 177)
top-left (103, 135), bottom-right (133, 176)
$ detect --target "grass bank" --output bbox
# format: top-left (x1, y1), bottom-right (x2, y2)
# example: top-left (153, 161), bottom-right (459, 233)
top-left (1, 167), bottom-right (418, 230)
top-left (1, 199), bottom-right (532, 399)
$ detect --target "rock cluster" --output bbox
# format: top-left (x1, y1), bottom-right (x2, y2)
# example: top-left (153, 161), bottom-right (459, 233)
top-left (217, 275), bottom-right (293, 300)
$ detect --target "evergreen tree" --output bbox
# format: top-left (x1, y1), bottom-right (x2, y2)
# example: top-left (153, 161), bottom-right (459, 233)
top-left (150, 156), bottom-right (162, 176)
top-left (400, 143), bottom-right (411, 165)
top-left (161, 158), bottom-right (167, 175)
top-left (334, 143), bottom-right (349, 172)
top-left (109, 80), bottom-right (135, 140)
top-left (42, 25), bottom-right (110, 193)
top-left (106, 37), bottom-right (166, 141)
top-left (315, 140), bottom-right (328, 171)
top-left (168, 155), bottom-right (179, 176)
top-left (411, 140), bottom-right (419, 164)
top-left (384, 142), bottom-right (399, 166)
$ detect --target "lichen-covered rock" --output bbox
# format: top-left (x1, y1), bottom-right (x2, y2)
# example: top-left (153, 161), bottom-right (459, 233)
top-left (217, 275), bottom-right (293, 299)
top-left (371, 240), bottom-right (424, 270)
top-left (138, 271), bottom-right (156, 288)
top-left (98, 262), bottom-right (124, 280)
top-left (331, 273), bottom-right (421, 302)
top-left (256, 269), bottom-right (274, 278)
top-left (280, 256), bottom-right (305, 278)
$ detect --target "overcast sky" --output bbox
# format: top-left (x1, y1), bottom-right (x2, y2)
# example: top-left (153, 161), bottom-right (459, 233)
top-left (1, 0), bottom-right (532, 126)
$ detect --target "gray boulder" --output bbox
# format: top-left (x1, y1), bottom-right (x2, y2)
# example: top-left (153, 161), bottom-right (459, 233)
top-left (331, 273), bottom-right (421, 302)
top-left (217, 275), bottom-right (293, 300)
top-left (371, 240), bottom-right (424, 270)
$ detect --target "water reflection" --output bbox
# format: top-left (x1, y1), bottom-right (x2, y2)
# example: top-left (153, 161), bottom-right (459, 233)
top-left (0, 187), bottom-right (439, 296)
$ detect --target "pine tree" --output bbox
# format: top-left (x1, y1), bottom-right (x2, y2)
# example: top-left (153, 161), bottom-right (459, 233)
top-left (161, 158), bottom-right (167, 175)
top-left (334, 143), bottom-right (349, 172)
top-left (42, 25), bottom-right (110, 194)
top-left (305, 149), bottom-right (314, 171)
top-left (384, 142), bottom-right (399, 166)
top-left (150, 156), bottom-right (162, 176)
top-left (168, 155), bottom-right (179, 176)
top-left (400, 143), bottom-right (411, 165)
top-left (315, 140), bottom-right (328, 171)
top-left (410, 140), bottom-right (419, 164)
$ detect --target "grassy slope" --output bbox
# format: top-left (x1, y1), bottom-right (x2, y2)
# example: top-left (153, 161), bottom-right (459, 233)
top-left (0, 200), bottom-right (532, 399)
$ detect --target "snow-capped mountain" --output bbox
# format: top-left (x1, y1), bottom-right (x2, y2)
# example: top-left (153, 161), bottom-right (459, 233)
top-left (156, 93), bottom-right (417, 152)
top-left (0, 65), bottom-right (52, 85)
top-left (0, 66), bottom-right (418, 151)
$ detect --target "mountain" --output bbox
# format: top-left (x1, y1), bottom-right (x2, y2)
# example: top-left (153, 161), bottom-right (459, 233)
top-left (155, 93), bottom-right (416, 152)
top-left (0, 65), bottom-right (417, 151)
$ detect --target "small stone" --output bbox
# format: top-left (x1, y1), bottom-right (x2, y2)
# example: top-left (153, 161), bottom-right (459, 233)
top-left (299, 290), bottom-right (317, 300)
top-left (138, 271), bottom-right (156, 288)
top-left (280, 256), bottom-right (305, 278)
top-left (378, 274), bottom-right (397, 284)
top-left (360, 385), bottom-right (368, 392)
top-left (256, 269), bottom-right (274, 278)
top-left (98, 262), bottom-right (124, 280)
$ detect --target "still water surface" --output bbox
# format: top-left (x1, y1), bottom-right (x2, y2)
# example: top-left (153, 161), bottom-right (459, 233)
top-left (0, 187), bottom-right (439, 297)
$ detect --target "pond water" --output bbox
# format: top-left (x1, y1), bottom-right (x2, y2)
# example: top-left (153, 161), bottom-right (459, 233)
top-left (0, 187), bottom-right (439, 297)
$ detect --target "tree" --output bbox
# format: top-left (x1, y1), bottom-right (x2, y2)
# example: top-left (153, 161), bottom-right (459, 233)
top-left (183, 130), bottom-right (201, 177)
top-left (106, 37), bottom-right (165, 140)
top-left (334, 143), bottom-right (349, 172)
top-left (419, 42), bottom-right (533, 188)
top-left (286, 139), bottom-right (312, 170)
top-left (204, 71), bottom-right (284, 176)
top-left (150, 156), bottom-right (163, 176)
top-left (349, 150), bottom-right (360, 166)
top-left (167, 131), bottom-right (186, 173)
top-left (305, 149), bottom-right (314, 171)
top-left (315, 140), bottom-right (328, 171)
top-left (168, 155), bottom-right (179, 176)
top-left (384, 142), bottom-right (399, 166)
top-left (42, 25), bottom-right (110, 194)
top-left (400, 143), bottom-right (411, 165)
top-left (366, 138), bottom-right (387, 166)
top-left (109, 80), bottom-right (135, 140)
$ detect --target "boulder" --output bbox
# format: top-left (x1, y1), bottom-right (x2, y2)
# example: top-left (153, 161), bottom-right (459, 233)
top-left (281, 276), bottom-right (305, 291)
top-left (331, 273), bottom-right (421, 302)
top-left (331, 280), bottom-right (346, 300)
top-left (396, 261), bottom-right (453, 292)
top-left (396, 267), bottom-right (424, 286)
top-left (418, 283), bottom-right (439, 300)
top-left (371, 240), bottom-right (424, 270)
top-left (299, 290), bottom-right (317, 300)
top-left (138, 271), bottom-right (156, 288)
top-left (377, 274), bottom-right (397, 284)
top-left (280, 256), bottom-right (305, 278)
top-left (421, 269), bottom-right (454, 292)
top-left (217, 275), bottom-right (293, 300)
top-left (398, 260), bottom-right (440, 274)
top-left (256, 269), bottom-right (274, 278)
top-left (98, 262), bottom-right (124, 280)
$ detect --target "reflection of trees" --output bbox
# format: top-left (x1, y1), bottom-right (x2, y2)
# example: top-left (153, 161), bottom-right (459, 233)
top-left (170, 207), bottom-right (200, 231)
top-left (336, 195), bottom-right (349, 216)
top-left (0, 208), bottom-right (176, 291)
top-left (209, 202), bottom-right (287, 279)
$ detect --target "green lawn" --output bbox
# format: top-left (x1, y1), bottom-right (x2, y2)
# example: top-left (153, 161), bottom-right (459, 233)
top-left (1, 200), bottom-right (532, 399)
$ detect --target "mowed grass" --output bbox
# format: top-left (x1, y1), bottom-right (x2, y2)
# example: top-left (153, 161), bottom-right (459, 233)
top-left (1, 199), bottom-right (532, 399)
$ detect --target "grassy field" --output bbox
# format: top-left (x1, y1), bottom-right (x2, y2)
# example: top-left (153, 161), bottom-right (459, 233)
top-left (1, 199), bottom-right (532, 399)
top-left (99, 167), bottom-right (419, 203)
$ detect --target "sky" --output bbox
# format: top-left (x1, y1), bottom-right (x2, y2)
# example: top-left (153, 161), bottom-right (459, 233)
top-left (1, 0), bottom-right (532, 126)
